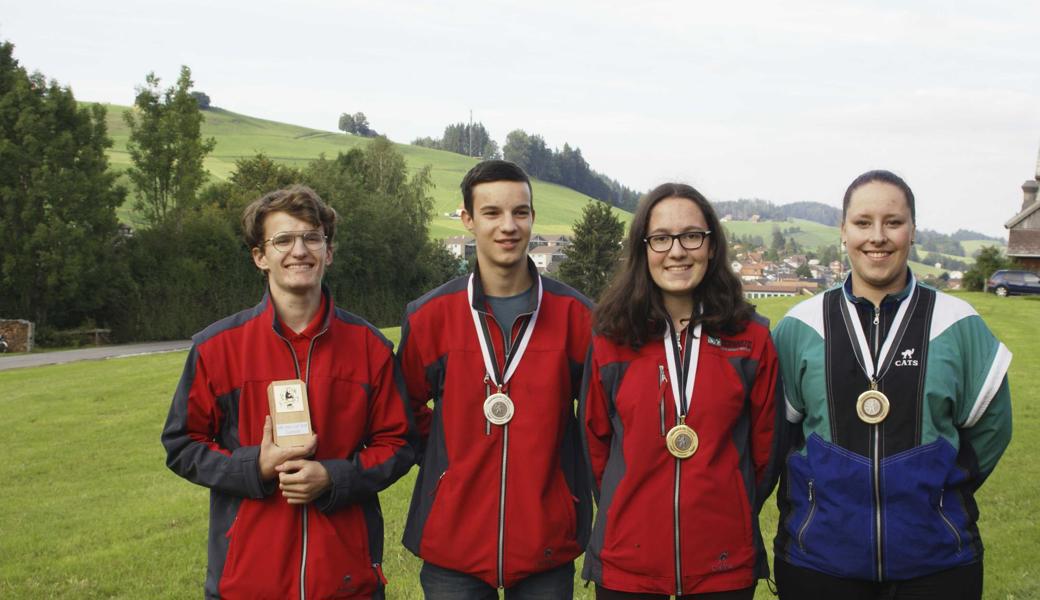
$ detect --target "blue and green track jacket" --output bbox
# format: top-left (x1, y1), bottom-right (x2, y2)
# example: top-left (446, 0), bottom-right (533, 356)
top-left (772, 273), bottom-right (1012, 582)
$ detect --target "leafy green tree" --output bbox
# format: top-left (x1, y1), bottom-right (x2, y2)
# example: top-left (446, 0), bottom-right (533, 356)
top-left (338, 112), bottom-right (356, 134)
top-left (352, 112), bottom-right (373, 136)
top-left (795, 263), bottom-right (812, 278)
top-left (819, 244), bottom-right (840, 264)
top-left (338, 112), bottom-right (375, 136)
top-left (558, 201), bottom-right (625, 301)
top-left (962, 246), bottom-right (1013, 291)
top-left (190, 91), bottom-right (211, 109)
top-left (771, 226), bottom-right (785, 252)
top-left (197, 153), bottom-right (303, 222)
top-left (118, 205), bottom-right (258, 340)
top-left (124, 65), bottom-right (216, 225)
top-left (0, 41), bottom-right (129, 332)
top-left (411, 135), bottom-right (440, 149)
top-left (438, 122), bottom-right (499, 159)
top-left (305, 137), bottom-right (456, 324)
top-left (784, 236), bottom-right (801, 255)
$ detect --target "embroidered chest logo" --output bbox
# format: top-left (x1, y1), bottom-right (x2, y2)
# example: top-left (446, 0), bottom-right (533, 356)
top-left (894, 347), bottom-right (919, 367)
top-left (707, 336), bottom-right (752, 352)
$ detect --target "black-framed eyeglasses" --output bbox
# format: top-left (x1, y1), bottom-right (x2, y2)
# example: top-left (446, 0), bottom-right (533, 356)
top-left (644, 231), bottom-right (711, 253)
top-left (261, 230), bottom-right (328, 253)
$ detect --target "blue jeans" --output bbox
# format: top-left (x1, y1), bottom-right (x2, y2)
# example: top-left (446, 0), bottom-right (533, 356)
top-left (419, 561), bottom-right (575, 600)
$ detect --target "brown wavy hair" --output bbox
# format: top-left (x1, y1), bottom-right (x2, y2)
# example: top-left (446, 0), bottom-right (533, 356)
top-left (241, 184), bottom-right (338, 250)
top-left (595, 183), bottom-right (753, 349)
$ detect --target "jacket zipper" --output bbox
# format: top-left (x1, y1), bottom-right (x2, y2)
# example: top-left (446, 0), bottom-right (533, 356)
top-left (673, 457), bottom-right (682, 596)
top-left (482, 304), bottom-right (529, 589)
top-left (938, 489), bottom-right (963, 553)
top-left (797, 479), bottom-right (817, 552)
top-left (498, 424), bottom-right (509, 588)
top-left (870, 305), bottom-right (883, 582)
top-left (277, 322), bottom-right (329, 600)
top-left (659, 365), bottom-right (666, 436)
top-left (872, 424), bottom-right (882, 581)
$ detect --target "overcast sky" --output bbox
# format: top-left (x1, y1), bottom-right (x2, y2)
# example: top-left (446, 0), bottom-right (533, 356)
top-left (4, 0), bottom-right (1039, 238)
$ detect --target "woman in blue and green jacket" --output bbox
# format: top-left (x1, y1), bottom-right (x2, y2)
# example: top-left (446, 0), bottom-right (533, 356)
top-left (771, 170), bottom-right (1012, 600)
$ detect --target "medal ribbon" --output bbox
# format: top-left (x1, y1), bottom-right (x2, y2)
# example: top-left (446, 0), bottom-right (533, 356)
top-left (839, 276), bottom-right (919, 386)
top-left (468, 273), bottom-right (543, 389)
top-left (663, 321), bottom-right (702, 417)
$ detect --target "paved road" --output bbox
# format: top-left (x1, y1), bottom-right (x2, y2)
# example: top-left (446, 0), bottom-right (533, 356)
top-left (0, 340), bottom-right (191, 372)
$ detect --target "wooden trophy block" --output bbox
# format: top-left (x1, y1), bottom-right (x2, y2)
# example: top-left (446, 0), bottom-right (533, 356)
top-left (267, 379), bottom-right (314, 447)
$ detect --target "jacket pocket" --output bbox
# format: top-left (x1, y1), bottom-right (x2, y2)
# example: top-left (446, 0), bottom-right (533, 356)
top-left (796, 479), bottom-right (817, 553)
top-left (937, 488), bottom-right (963, 554)
top-left (307, 504), bottom-right (378, 598)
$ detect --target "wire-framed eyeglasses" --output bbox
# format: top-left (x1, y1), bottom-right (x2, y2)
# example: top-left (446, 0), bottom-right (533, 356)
top-left (261, 230), bottom-right (328, 253)
top-left (644, 231), bottom-right (711, 253)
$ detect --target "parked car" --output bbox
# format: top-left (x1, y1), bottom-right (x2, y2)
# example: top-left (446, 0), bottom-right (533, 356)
top-left (985, 269), bottom-right (1040, 297)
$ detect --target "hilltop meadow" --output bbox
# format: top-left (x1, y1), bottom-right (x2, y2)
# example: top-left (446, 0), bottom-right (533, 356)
top-left (1, 293), bottom-right (1036, 599)
top-left (94, 104), bottom-right (631, 239)
top-left (93, 102), bottom-right (1003, 271)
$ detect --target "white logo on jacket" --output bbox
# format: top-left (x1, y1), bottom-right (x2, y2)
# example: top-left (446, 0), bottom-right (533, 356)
top-left (895, 347), bottom-right (919, 367)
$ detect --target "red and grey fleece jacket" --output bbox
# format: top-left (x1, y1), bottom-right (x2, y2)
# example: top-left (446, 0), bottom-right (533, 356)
top-left (398, 261), bottom-right (593, 588)
top-left (161, 289), bottom-right (416, 600)
top-left (580, 314), bottom-right (785, 596)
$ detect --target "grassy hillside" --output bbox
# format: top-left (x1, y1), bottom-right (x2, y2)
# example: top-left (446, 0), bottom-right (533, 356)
top-left (93, 103), bottom-right (632, 237)
top-left (963, 239), bottom-right (1008, 258)
top-left (0, 293), bottom-right (1036, 599)
top-left (723, 217), bottom-right (840, 250)
top-left (94, 103), bottom-right (1004, 262)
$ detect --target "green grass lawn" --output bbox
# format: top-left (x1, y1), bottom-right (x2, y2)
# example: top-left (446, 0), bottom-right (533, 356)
top-left (1, 293), bottom-right (1034, 599)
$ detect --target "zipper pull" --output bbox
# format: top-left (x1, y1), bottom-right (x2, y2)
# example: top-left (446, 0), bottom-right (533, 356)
top-left (873, 306), bottom-right (880, 326)
top-left (808, 479), bottom-right (815, 503)
top-left (659, 365), bottom-right (666, 436)
top-left (485, 377), bottom-right (492, 436)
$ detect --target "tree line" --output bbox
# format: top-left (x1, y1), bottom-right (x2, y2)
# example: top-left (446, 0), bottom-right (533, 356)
top-left (0, 41), bottom-right (461, 344)
top-left (502, 130), bottom-right (641, 211)
top-left (412, 121), bottom-right (642, 211)
top-left (413, 122), bottom-right (500, 160)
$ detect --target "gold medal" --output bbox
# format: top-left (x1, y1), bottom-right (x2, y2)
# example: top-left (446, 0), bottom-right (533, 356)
top-left (666, 417), bottom-right (698, 459)
top-left (856, 389), bottom-right (890, 424)
top-left (483, 392), bottom-right (514, 426)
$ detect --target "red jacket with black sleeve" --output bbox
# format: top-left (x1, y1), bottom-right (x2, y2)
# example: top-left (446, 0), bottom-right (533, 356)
top-left (161, 289), bottom-right (416, 600)
top-left (399, 261), bottom-right (593, 589)
top-left (579, 314), bottom-right (785, 596)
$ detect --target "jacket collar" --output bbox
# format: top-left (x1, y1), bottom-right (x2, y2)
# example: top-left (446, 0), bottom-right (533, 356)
top-left (262, 285), bottom-right (334, 338)
top-left (842, 268), bottom-right (915, 308)
top-left (470, 257), bottom-right (541, 315)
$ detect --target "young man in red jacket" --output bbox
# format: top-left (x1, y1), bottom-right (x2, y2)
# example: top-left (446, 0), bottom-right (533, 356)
top-left (399, 160), bottom-right (594, 599)
top-left (162, 185), bottom-right (415, 599)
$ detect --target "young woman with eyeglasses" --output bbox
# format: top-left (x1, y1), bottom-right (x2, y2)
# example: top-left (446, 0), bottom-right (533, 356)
top-left (579, 183), bottom-right (786, 599)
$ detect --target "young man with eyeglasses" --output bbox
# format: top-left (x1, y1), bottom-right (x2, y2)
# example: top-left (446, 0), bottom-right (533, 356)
top-left (399, 160), bottom-right (594, 599)
top-left (162, 185), bottom-right (415, 599)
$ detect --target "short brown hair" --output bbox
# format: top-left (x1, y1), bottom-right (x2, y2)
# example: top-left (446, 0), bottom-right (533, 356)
top-left (241, 185), bottom-right (338, 249)
top-left (460, 159), bottom-right (532, 215)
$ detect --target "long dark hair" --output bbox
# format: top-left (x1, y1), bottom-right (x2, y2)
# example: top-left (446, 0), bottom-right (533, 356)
top-left (595, 183), bottom-right (752, 349)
